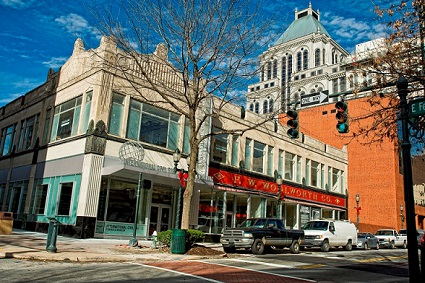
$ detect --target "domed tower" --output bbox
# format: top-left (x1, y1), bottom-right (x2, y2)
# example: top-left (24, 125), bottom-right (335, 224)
top-left (246, 3), bottom-right (349, 115)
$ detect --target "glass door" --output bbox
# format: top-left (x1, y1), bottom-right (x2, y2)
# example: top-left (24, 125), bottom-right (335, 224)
top-left (149, 204), bottom-right (171, 236)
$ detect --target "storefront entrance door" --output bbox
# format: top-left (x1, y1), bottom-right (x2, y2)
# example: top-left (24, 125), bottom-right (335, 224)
top-left (149, 205), bottom-right (171, 236)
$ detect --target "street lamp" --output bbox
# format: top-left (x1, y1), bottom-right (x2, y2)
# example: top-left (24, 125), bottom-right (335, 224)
top-left (172, 148), bottom-right (189, 229)
top-left (274, 170), bottom-right (283, 219)
top-left (171, 148), bottom-right (189, 254)
top-left (355, 194), bottom-right (360, 229)
top-left (400, 204), bottom-right (405, 229)
top-left (118, 141), bottom-right (144, 248)
top-left (397, 76), bottom-right (421, 280)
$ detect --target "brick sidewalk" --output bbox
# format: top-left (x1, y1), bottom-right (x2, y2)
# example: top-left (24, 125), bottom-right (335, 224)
top-left (146, 261), bottom-right (315, 283)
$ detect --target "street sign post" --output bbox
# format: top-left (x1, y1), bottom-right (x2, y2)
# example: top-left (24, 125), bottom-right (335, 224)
top-left (409, 98), bottom-right (425, 117)
top-left (301, 90), bottom-right (329, 107)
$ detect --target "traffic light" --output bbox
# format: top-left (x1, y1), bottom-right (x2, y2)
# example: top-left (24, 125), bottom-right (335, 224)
top-left (286, 110), bottom-right (299, 138)
top-left (335, 101), bottom-right (349, 133)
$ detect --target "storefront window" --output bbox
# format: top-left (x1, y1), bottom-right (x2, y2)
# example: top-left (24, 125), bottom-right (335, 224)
top-left (81, 91), bottom-right (92, 133)
top-left (105, 179), bottom-right (138, 223)
top-left (58, 182), bottom-right (73, 216)
top-left (310, 160), bottom-right (320, 187)
top-left (296, 156), bottom-right (302, 183)
top-left (34, 184), bottom-right (48, 214)
top-left (285, 152), bottom-right (295, 181)
top-left (1, 124), bottom-right (16, 156)
top-left (109, 93), bottom-right (125, 136)
top-left (267, 146), bottom-right (273, 176)
top-left (253, 140), bottom-right (265, 173)
top-left (51, 96), bottom-right (82, 141)
top-left (18, 114), bottom-right (39, 151)
top-left (182, 118), bottom-right (190, 154)
top-left (212, 130), bottom-right (228, 163)
top-left (198, 190), bottom-right (224, 234)
top-left (332, 168), bottom-right (340, 192)
top-left (244, 138), bottom-right (252, 170)
top-left (126, 99), bottom-right (180, 150)
top-left (278, 149), bottom-right (283, 176)
top-left (231, 135), bottom-right (239, 167)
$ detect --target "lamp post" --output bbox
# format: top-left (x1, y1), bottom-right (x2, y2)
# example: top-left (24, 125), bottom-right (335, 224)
top-left (397, 76), bottom-right (421, 281)
top-left (274, 170), bottom-right (283, 219)
top-left (400, 204), bottom-right (405, 229)
top-left (355, 194), bottom-right (360, 229)
top-left (129, 172), bottom-right (142, 247)
top-left (172, 149), bottom-right (184, 229)
top-left (171, 148), bottom-right (189, 254)
top-left (118, 141), bottom-right (145, 248)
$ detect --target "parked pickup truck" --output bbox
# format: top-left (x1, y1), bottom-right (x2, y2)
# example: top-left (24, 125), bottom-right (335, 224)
top-left (220, 218), bottom-right (304, 255)
top-left (375, 229), bottom-right (407, 249)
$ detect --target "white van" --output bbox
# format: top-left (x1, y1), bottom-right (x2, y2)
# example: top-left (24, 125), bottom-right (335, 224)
top-left (301, 219), bottom-right (357, 252)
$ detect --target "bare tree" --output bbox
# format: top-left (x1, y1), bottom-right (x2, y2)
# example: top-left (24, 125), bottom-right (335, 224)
top-left (348, 0), bottom-right (425, 149)
top-left (89, 0), bottom-right (277, 229)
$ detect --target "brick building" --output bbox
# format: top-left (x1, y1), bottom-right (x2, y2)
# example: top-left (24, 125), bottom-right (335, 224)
top-left (246, 4), bottom-right (425, 232)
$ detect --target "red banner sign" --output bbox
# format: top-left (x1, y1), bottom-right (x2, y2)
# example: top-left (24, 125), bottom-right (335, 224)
top-left (209, 168), bottom-right (346, 208)
top-left (209, 167), bottom-right (278, 194)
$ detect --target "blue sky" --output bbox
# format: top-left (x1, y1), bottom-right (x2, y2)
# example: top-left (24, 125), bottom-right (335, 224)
top-left (0, 0), bottom-right (394, 107)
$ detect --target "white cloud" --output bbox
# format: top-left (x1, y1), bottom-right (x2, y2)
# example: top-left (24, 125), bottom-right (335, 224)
top-left (55, 13), bottom-right (96, 37)
top-left (0, 0), bottom-right (36, 9)
top-left (42, 57), bottom-right (68, 69)
top-left (322, 12), bottom-right (387, 47)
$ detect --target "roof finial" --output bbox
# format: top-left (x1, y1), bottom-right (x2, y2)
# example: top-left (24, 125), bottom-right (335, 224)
top-left (309, 2), bottom-right (312, 8)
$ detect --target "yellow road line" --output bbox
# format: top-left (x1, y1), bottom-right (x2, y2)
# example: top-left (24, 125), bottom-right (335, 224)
top-left (357, 255), bottom-right (408, 263)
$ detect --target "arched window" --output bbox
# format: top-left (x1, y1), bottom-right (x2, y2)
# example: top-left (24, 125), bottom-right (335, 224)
top-left (297, 51), bottom-right (302, 71)
top-left (315, 48), bottom-right (320, 67)
top-left (349, 74), bottom-right (354, 88)
top-left (288, 55), bottom-right (293, 77)
top-left (261, 66), bottom-right (265, 81)
top-left (267, 62), bottom-right (272, 80)
top-left (263, 100), bottom-right (268, 114)
top-left (269, 99), bottom-right (274, 113)
top-left (331, 49), bottom-right (335, 64)
top-left (281, 57), bottom-right (287, 85)
top-left (272, 59), bottom-right (278, 78)
top-left (249, 103), bottom-right (254, 111)
top-left (255, 102), bottom-right (260, 114)
top-left (303, 50), bottom-right (308, 70)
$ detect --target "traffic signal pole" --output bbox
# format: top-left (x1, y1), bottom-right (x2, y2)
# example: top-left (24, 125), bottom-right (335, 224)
top-left (397, 76), bottom-right (421, 281)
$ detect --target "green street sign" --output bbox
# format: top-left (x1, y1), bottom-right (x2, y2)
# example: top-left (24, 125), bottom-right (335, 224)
top-left (409, 98), bottom-right (425, 117)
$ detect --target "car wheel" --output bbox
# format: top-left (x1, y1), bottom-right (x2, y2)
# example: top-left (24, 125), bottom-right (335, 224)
top-left (375, 242), bottom-right (380, 250)
top-left (223, 246), bottom-right (235, 253)
top-left (344, 240), bottom-right (353, 251)
top-left (364, 242), bottom-right (368, 250)
top-left (321, 240), bottom-right (330, 252)
top-left (252, 238), bottom-right (265, 255)
top-left (290, 240), bottom-right (300, 254)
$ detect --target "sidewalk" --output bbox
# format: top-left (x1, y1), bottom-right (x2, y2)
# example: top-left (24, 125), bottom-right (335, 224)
top-left (0, 229), bottom-right (225, 262)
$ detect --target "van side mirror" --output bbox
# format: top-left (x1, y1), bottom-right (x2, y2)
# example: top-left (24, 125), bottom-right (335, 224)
top-left (329, 225), bottom-right (335, 232)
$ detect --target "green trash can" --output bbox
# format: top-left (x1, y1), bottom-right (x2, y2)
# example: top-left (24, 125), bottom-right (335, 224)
top-left (170, 229), bottom-right (186, 254)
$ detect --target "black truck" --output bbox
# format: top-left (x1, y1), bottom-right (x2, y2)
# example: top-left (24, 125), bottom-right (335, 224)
top-left (220, 218), bottom-right (305, 254)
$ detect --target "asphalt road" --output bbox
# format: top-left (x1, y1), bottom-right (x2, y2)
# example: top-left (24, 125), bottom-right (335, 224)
top-left (0, 248), bottom-right (416, 283)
